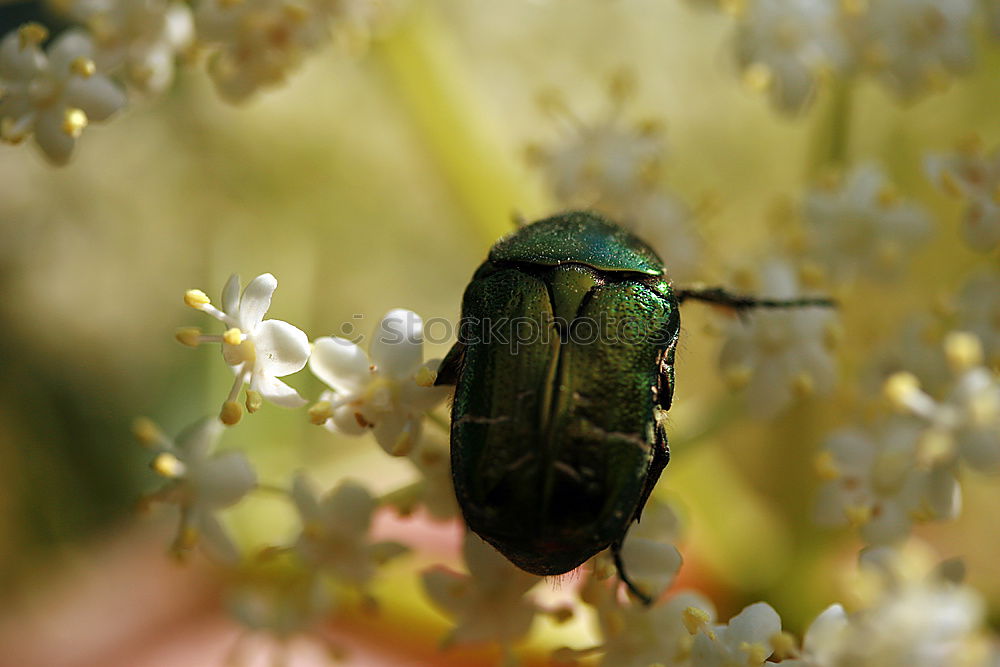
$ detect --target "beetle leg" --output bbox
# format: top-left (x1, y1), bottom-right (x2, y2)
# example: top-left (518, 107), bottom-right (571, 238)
top-left (611, 540), bottom-right (654, 606)
top-left (675, 286), bottom-right (836, 311)
top-left (433, 341), bottom-right (465, 386)
top-left (633, 420), bottom-right (669, 523)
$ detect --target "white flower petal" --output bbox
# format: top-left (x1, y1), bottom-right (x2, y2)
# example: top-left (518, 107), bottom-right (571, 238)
top-left (175, 416), bottom-right (224, 461)
top-left (253, 319), bottom-right (310, 377)
top-left (192, 451), bottom-right (257, 508)
top-left (320, 480), bottom-right (375, 536)
top-left (238, 273), bottom-right (277, 331)
top-left (290, 472), bottom-right (320, 522)
top-left (33, 107), bottom-right (76, 166)
top-left (309, 336), bottom-right (372, 395)
top-left (329, 402), bottom-right (369, 435)
top-left (64, 75), bottom-right (127, 122)
top-left (251, 373), bottom-right (306, 408)
top-left (370, 309), bottom-right (424, 379)
top-left (222, 273), bottom-right (241, 314)
top-left (725, 602), bottom-right (781, 651)
top-left (47, 29), bottom-right (95, 72)
top-left (196, 511), bottom-right (241, 562)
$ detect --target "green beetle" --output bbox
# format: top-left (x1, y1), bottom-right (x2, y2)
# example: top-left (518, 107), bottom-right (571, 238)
top-left (435, 211), bottom-right (678, 602)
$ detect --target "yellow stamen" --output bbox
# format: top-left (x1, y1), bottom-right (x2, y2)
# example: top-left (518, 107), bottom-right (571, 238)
top-left (70, 56), bottom-right (96, 78)
top-left (682, 606), bottom-right (711, 635)
top-left (245, 389), bottom-right (262, 413)
top-left (740, 642), bottom-right (769, 665)
top-left (223, 327), bottom-right (243, 346)
top-left (175, 327), bottom-right (202, 347)
top-left (883, 372), bottom-right (920, 409)
top-left (770, 631), bottom-right (798, 660)
top-left (725, 365), bottom-right (752, 390)
top-left (220, 400), bottom-right (242, 426)
top-left (184, 289), bottom-right (210, 308)
top-left (61, 108), bottom-right (88, 138)
top-left (742, 63), bottom-right (773, 92)
top-left (18, 23), bottom-right (48, 49)
top-left (308, 401), bottom-right (333, 425)
top-left (132, 417), bottom-right (162, 447)
top-left (151, 452), bottom-right (186, 478)
top-left (845, 504), bottom-right (872, 526)
top-left (944, 331), bottom-right (983, 372)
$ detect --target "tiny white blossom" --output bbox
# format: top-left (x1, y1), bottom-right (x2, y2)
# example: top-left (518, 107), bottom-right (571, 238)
top-left (308, 309), bottom-right (449, 457)
top-left (617, 497), bottom-right (684, 602)
top-left (776, 603), bottom-right (849, 667)
top-left (813, 420), bottom-right (960, 545)
top-left (55, 0), bottom-right (194, 94)
top-left (925, 142), bottom-right (1000, 251)
top-left (180, 273), bottom-right (311, 425)
top-left (803, 164), bottom-right (931, 282)
top-left (690, 602), bottom-right (782, 667)
top-left (137, 416), bottom-right (257, 561)
top-left (406, 438), bottom-right (460, 519)
top-left (422, 532), bottom-right (540, 647)
top-left (291, 473), bottom-right (408, 586)
top-left (886, 332), bottom-right (1000, 473)
top-left (718, 259), bottom-right (839, 417)
top-left (598, 591), bottom-right (716, 667)
top-left (845, 0), bottom-right (976, 100)
top-left (865, 314), bottom-right (951, 401)
top-left (194, 0), bottom-right (332, 103)
top-left (733, 0), bottom-right (851, 114)
top-left (0, 24), bottom-right (126, 164)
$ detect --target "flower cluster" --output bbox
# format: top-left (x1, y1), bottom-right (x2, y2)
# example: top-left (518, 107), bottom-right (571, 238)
top-left (721, 0), bottom-right (985, 113)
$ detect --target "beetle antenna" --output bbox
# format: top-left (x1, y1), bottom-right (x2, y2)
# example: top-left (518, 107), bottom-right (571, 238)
top-left (675, 286), bottom-right (836, 311)
top-left (612, 543), bottom-right (654, 606)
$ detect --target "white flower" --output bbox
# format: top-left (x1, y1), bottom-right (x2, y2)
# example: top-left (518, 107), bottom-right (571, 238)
top-left (617, 497), bottom-right (684, 602)
top-left (813, 420), bottom-right (960, 545)
top-left (308, 309), bottom-right (449, 457)
top-left (0, 24), bottom-right (126, 164)
top-left (406, 438), bottom-right (459, 520)
top-left (55, 0), bottom-right (194, 95)
top-left (864, 314), bottom-right (951, 401)
top-left (194, 0), bottom-right (332, 103)
top-left (777, 604), bottom-right (849, 667)
top-left (179, 273), bottom-right (311, 425)
top-left (733, 0), bottom-right (851, 114)
top-left (885, 332), bottom-right (1000, 474)
top-left (954, 270), bottom-right (1000, 367)
top-left (225, 566), bottom-right (334, 639)
top-left (845, 0), bottom-right (976, 101)
top-left (136, 416), bottom-right (257, 561)
top-left (291, 473), bottom-right (408, 586)
top-left (803, 164), bottom-right (931, 283)
top-left (925, 142), bottom-right (1000, 251)
top-left (597, 591), bottom-right (716, 667)
top-left (718, 259), bottom-right (839, 417)
top-left (422, 532), bottom-right (540, 647)
top-left (690, 602), bottom-right (783, 667)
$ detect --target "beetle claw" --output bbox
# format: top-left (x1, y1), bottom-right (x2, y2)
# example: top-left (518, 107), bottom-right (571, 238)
top-left (612, 543), bottom-right (654, 606)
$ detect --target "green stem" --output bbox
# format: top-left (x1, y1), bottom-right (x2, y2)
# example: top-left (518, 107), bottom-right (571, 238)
top-left (807, 76), bottom-right (854, 179)
top-left (369, 5), bottom-right (548, 245)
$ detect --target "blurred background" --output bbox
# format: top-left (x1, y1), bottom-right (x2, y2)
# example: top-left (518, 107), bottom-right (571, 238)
top-left (0, 0), bottom-right (998, 664)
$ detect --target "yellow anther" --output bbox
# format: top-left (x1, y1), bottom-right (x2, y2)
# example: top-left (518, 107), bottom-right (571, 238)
top-left (917, 429), bottom-right (955, 468)
top-left (307, 400), bottom-right (333, 425)
top-left (944, 331), bottom-right (983, 372)
top-left (245, 389), bottom-right (262, 413)
top-left (61, 108), bottom-right (88, 138)
top-left (223, 327), bottom-right (244, 346)
top-left (876, 184), bottom-right (900, 208)
top-left (742, 62), bottom-right (773, 92)
top-left (815, 450), bottom-right (840, 480)
top-left (884, 372), bottom-right (920, 408)
top-left (175, 327), bottom-right (202, 347)
top-left (151, 452), bottom-right (186, 478)
top-left (132, 416), bottom-right (162, 447)
top-left (414, 366), bottom-right (436, 387)
top-left (770, 631), bottom-right (798, 660)
top-left (220, 400), bottom-right (243, 426)
top-left (70, 56), bottom-right (96, 78)
top-left (184, 289), bottom-right (210, 308)
top-left (18, 23), bottom-right (48, 49)
top-left (845, 504), bottom-right (873, 526)
top-left (682, 606), bottom-right (712, 635)
top-left (792, 372), bottom-right (814, 398)
top-left (740, 642), bottom-right (769, 665)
